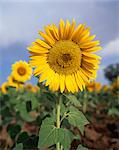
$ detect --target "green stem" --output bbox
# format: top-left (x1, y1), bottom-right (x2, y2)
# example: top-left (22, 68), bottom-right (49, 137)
top-left (56, 97), bottom-right (61, 150)
top-left (83, 92), bottom-right (88, 113)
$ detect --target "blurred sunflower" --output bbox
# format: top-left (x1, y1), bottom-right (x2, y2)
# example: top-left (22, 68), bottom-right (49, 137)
top-left (25, 83), bottom-right (33, 91)
top-left (28, 19), bottom-right (101, 93)
top-left (102, 85), bottom-right (110, 92)
top-left (7, 75), bottom-right (23, 89)
top-left (86, 81), bottom-right (102, 92)
top-left (25, 83), bottom-right (39, 93)
top-left (1, 82), bottom-right (9, 94)
top-left (11, 60), bottom-right (32, 83)
top-left (111, 76), bottom-right (119, 96)
top-left (33, 85), bottom-right (39, 93)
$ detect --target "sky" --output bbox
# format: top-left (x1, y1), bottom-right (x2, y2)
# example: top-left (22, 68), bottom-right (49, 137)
top-left (0, 0), bottom-right (119, 85)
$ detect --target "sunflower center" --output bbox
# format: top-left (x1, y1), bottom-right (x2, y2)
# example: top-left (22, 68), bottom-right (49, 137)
top-left (48, 40), bottom-right (82, 75)
top-left (62, 54), bottom-right (72, 62)
top-left (17, 67), bottom-right (26, 76)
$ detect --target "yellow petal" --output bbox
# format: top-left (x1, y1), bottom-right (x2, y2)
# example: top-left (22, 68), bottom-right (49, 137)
top-left (65, 75), bottom-right (76, 92)
top-left (65, 75), bottom-right (72, 92)
top-left (81, 66), bottom-right (96, 79)
top-left (35, 39), bottom-right (51, 49)
top-left (73, 24), bottom-right (86, 42)
top-left (59, 74), bottom-right (65, 93)
top-left (34, 67), bottom-right (43, 76)
top-left (71, 74), bottom-right (78, 92)
top-left (68, 19), bottom-right (76, 39)
top-left (34, 64), bottom-right (47, 76)
top-left (39, 31), bottom-right (55, 46)
top-left (82, 52), bottom-right (101, 59)
top-left (29, 55), bottom-right (47, 60)
top-left (79, 69), bottom-right (90, 84)
top-left (82, 60), bottom-right (99, 70)
top-left (44, 26), bottom-right (56, 41)
top-left (45, 69), bottom-right (55, 86)
top-left (50, 24), bottom-right (59, 40)
top-left (74, 72), bottom-right (83, 91)
top-left (77, 71), bottom-right (85, 89)
top-left (79, 35), bottom-right (96, 44)
top-left (63, 20), bottom-right (70, 39)
top-left (79, 41), bottom-right (100, 49)
top-left (27, 46), bottom-right (49, 54)
top-left (82, 57), bottom-right (100, 64)
top-left (78, 27), bottom-right (90, 42)
top-left (50, 73), bottom-right (60, 91)
top-left (39, 65), bottom-right (51, 82)
top-left (84, 46), bottom-right (102, 52)
top-left (82, 63), bottom-right (98, 73)
top-left (59, 19), bottom-right (65, 39)
top-left (70, 24), bottom-right (82, 40)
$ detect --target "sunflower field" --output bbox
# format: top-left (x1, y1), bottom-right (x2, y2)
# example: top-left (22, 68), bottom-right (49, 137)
top-left (0, 20), bottom-right (119, 150)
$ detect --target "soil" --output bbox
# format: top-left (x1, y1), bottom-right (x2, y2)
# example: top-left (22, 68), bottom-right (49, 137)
top-left (71, 114), bottom-right (119, 150)
top-left (0, 114), bottom-right (119, 150)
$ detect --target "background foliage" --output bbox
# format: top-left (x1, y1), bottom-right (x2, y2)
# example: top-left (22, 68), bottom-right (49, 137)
top-left (0, 64), bottom-right (119, 150)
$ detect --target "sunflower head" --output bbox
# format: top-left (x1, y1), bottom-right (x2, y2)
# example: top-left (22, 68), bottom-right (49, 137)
top-left (111, 76), bottom-right (119, 96)
top-left (7, 74), bottom-right (24, 90)
top-left (86, 81), bottom-right (102, 92)
top-left (25, 83), bottom-right (39, 93)
top-left (28, 19), bottom-right (102, 93)
top-left (102, 85), bottom-right (110, 92)
top-left (11, 60), bottom-right (32, 83)
top-left (1, 82), bottom-right (9, 94)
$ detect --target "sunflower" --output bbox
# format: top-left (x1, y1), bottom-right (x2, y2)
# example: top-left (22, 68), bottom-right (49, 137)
top-left (25, 83), bottom-right (39, 93)
top-left (1, 82), bottom-right (9, 94)
top-left (11, 60), bottom-right (32, 83)
top-left (25, 83), bottom-right (33, 91)
top-left (102, 85), bottom-right (110, 92)
top-left (7, 74), bottom-right (23, 89)
top-left (111, 76), bottom-right (119, 96)
top-left (28, 19), bottom-right (101, 93)
top-left (86, 81), bottom-right (102, 92)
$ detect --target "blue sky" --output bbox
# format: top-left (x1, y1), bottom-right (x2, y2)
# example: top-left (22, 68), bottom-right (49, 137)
top-left (0, 0), bottom-right (119, 85)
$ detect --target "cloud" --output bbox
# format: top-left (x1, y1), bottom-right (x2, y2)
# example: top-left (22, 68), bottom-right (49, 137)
top-left (96, 37), bottom-right (119, 84)
top-left (0, 0), bottom-right (119, 85)
top-left (99, 37), bottom-right (119, 67)
top-left (0, 0), bottom-right (119, 47)
top-left (100, 37), bottom-right (119, 57)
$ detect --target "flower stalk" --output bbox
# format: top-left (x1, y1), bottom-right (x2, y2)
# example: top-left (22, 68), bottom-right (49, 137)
top-left (56, 97), bottom-right (61, 150)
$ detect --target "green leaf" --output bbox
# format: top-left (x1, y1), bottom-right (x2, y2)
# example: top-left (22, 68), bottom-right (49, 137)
top-left (77, 144), bottom-right (88, 150)
top-left (67, 106), bottom-right (89, 134)
top-left (65, 94), bottom-right (81, 107)
top-left (38, 117), bottom-right (58, 148)
top-left (31, 96), bottom-right (39, 110)
top-left (13, 143), bottom-right (23, 150)
top-left (60, 102), bottom-right (67, 116)
top-left (25, 93), bottom-right (39, 110)
top-left (38, 117), bottom-right (73, 149)
top-left (26, 101), bottom-right (32, 112)
top-left (18, 102), bottom-right (36, 122)
top-left (108, 108), bottom-right (119, 115)
top-left (59, 128), bottom-right (73, 150)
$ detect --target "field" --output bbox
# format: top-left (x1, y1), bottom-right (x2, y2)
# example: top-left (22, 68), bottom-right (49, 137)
top-left (0, 75), bottom-right (119, 150)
